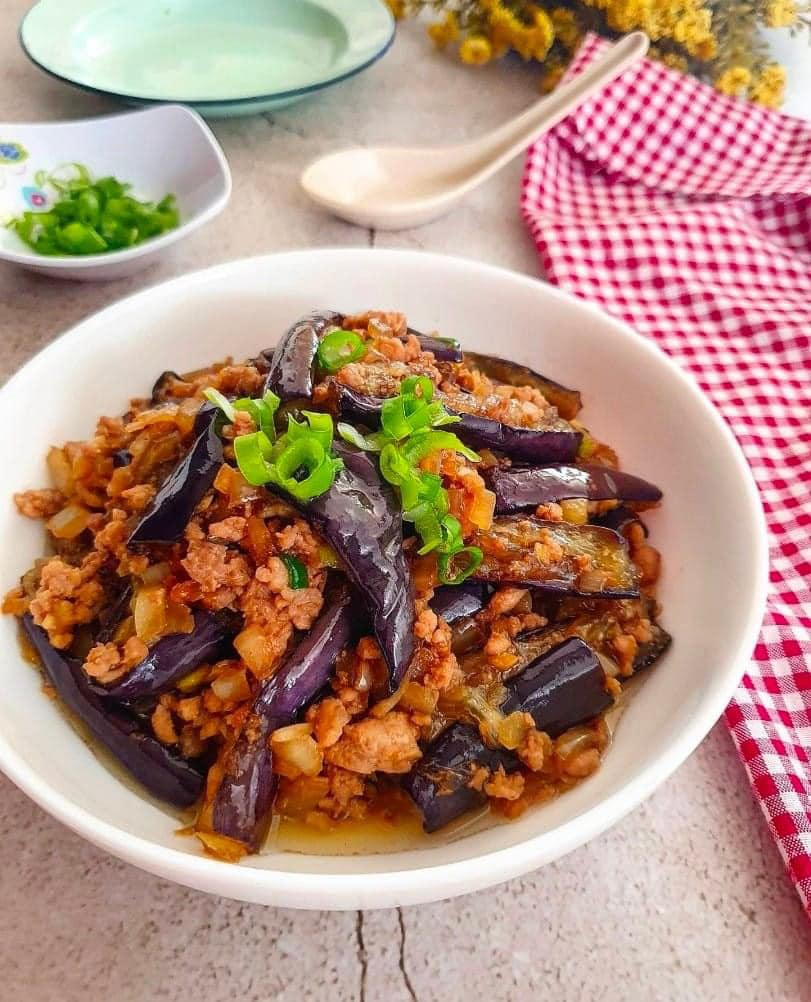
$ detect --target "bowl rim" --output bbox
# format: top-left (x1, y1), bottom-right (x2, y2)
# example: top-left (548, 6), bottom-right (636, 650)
top-left (0, 249), bottom-right (769, 908)
top-left (0, 104), bottom-right (232, 269)
top-left (18, 0), bottom-right (396, 108)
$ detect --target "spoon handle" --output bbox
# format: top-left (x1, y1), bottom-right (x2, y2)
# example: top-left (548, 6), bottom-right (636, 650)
top-left (455, 32), bottom-right (649, 183)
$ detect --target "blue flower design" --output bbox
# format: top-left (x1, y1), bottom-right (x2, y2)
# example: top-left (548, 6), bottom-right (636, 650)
top-left (0, 142), bottom-right (28, 164)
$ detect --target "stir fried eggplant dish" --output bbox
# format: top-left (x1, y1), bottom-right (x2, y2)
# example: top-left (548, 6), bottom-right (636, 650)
top-left (3, 309), bottom-right (671, 860)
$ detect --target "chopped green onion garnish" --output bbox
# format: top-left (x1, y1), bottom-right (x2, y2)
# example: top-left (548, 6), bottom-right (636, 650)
top-left (336, 422), bottom-right (385, 452)
top-left (7, 162), bottom-right (179, 258)
top-left (228, 408), bottom-right (343, 501)
top-left (316, 329), bottom-right (366, 373)
top-left (280, 554), bottom-right (309, 589)
top-left (437, 546), bottom-right (483, 585)
top-left (203, 388), bottom-right (236, 423)
top-left (402, 430), bottom-right (479, 465)
top-left (233, 389), bottom-right (280, 439)
top-left (233, 432), bottom-right (275, 486)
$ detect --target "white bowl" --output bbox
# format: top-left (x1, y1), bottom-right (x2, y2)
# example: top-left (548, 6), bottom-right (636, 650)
top-left (0, 250), bottom-right (767, 909)
top-left (0, 105), bottom-right (231, 280)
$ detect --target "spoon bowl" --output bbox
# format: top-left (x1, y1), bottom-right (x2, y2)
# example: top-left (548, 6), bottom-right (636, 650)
top-left (301, 32), bottom-right (648, 230)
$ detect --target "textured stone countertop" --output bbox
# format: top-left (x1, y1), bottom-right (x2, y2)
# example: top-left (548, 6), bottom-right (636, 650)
top-left (1, 4), bottom-right (809, 998)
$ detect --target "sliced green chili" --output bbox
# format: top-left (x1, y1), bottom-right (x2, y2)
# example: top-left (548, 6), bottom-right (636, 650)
top-left (316, 328), bottom-right (365, 373)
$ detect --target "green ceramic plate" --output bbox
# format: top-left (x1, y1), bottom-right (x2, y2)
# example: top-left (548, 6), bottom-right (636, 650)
top-left (19, 0), bottom-right (395, 117)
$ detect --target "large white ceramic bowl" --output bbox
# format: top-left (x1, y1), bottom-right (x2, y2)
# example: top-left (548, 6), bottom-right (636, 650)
top-left (0, 250), bottom-right (767, 909)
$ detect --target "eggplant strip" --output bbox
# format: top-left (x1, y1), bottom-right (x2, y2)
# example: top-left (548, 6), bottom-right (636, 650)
top-left (209, 582), bottom-right (356, 851)
top-left (263, 310), bottom-right (342, 402)
top-left (103, 610), bottom-right (233, 701)
top-left (128, 405), bottom-right (223, 546)
top-left (334, 386), bottom-right (581, 464)
top-left (406, 327), bottom-right (463, 362)
top-left (471, 516), bottom-right (639, 598)
top-left (404, 637), bottom-right (610, 831)
top-left (490, 464), bottom-right (662, 514)
top-left (272, 441), bottom-right (414, 693)
top-left (462, 351), bottom-right (582, 420)
top-left (22, 614), bottom-right (203, 807)
top-left (591, 504), bottom-right (649, 538)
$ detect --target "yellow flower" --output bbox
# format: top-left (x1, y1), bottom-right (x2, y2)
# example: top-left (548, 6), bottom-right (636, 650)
top-left (385, 0), bottom-right (406, 18)
top-left (672, 8), bottom-right (714, 57)
top-left (605, 0), bottom-right (649, 34)
top-left (715, 66), bottom-right (752, 97)
top-left (692, 36), bottom-right (717, 61)
top-left (550, 8), bottom-right (582, 51)
top-left (488, 4), bottom-right (524, 51)
top-left (427, 12), bottom-right (459, 49)
top-left (528, 7), bottom-right (555, 60)
top-left (764, 0), bottom-right (796, 27)
top-left (748, 64), bottom-right (786, 107)
top-left (459, 35), bottom-right (494, 65)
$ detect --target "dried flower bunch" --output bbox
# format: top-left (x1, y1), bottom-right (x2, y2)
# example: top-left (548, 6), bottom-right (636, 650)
top-left (388, 0), bottom-right (810, 107)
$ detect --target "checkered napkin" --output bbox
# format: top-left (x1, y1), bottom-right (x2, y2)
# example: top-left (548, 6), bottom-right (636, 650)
top-left (521, 35), bottom-right (811, 916)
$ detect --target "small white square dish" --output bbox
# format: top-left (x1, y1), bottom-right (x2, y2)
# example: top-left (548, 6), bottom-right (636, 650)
top-left (0, 104), bottom-right (230, 280)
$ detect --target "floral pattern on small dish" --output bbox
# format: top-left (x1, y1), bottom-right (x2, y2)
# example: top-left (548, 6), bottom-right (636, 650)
top-left (0, 141), bottom-right (28, 165)
top-left (21, 185), bottom-right (48, 209)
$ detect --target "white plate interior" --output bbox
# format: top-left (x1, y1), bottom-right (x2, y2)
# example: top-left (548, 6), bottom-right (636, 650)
top-left (0, 250), bottom-right (767, 908)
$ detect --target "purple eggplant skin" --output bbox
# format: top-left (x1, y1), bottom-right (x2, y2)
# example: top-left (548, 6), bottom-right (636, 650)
top-left (404, 722), bottom-right (516, 833)
top-left (103, 610), bottom-right (233, 702)
top-left (632, 621), bottom-right (672, 674)
top-left (406, 327), bottom-right (463, 363)
top-left (462, 352), bottom-right (582, 421)
top-left (591, 505), bottom-right (649, 538)
top-left (490, 464), bottom-right (662, 514)
top-left (334, 386), bottom-right (581, 464)
top-left (95, 583), bottom-right (133, 645)
top-left (277, 441), bottom-right (414, 693)
top-left (210, 582), bottom-right (356, 850)
top-left (430, 582), bottom-right (492, 626)
top-left (128, 405), bottom-right (223, 546)
top-left (264, 310), bottom-right (343, 402)
top-left (404, 637), bottom-right (610, 832)
top-left (451, 411), bottom-right (581, 464)
top-left (22, 614), bottom-right (203, 807)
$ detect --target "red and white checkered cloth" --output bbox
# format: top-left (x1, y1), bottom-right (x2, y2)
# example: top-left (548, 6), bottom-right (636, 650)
top-left (521, 35), bottom-right (811, 917)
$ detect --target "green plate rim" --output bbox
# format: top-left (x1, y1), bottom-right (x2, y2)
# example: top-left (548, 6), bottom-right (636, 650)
top-left (18, 0), bottom-right (395, 108)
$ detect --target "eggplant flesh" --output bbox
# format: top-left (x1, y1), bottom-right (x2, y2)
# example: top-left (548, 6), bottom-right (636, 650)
top-left (462, 351), bottom-right (582, 420)
top-left (128, 405), bottom-right (223, 546)
top-left (334, 386), bottom-right (581, 464)
top-left (490, 464), bottom-right (662, 514)
top-left (22, 614), bottom-right (203, 807)
top-left (210, 582), bottom-right (356, 850)
top-left (404, 637), bottom-right (610, 832)
top-left (263, 310), bottom-right (342, 402)
top-left (103, 610), bottom-right (233, 701)
top-left (471, 516), bottom-right (639, 598)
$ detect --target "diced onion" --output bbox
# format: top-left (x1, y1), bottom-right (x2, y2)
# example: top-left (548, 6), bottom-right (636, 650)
top-left (233, 623), bottom-right (280, 678)
top-left (271, 731), bottom-right (323, 778)
top-left (46, 504), bottom-right (90, 540)
top-left (46, 446), bottom-right (74, 493)
top-left (211, 667), bottom-right (252, 702)
top-left (133, 585), bottom-right (168, 645)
